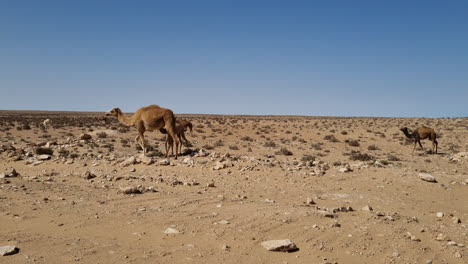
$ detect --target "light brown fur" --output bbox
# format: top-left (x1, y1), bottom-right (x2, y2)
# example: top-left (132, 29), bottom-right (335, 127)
top-left (105, 105), bottom-right (180, 159)
top-left (177, 120), bottom-right (193, 136)
top-left (400, 126), bottom-right (438, 154)
top-left (161, 123), bottom-right (190, 156)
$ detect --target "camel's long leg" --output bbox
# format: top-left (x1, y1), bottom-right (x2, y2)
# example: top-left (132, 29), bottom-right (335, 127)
top-left (166, 127), bottom-right (180, 160)
top-left (139, 132), bottom-right (147, 155)
top-left (418, 140), bottom-right (424, 150)
top-left (412, 140), bottom-right (417, 154)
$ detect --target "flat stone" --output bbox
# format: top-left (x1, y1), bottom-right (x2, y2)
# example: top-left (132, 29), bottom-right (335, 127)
top-left (419, 173), bottom-right (437, 183)
top-left (0, 245), bottom-right (19, 256)
top-left (436, 212), bottom-right (444, 218)
top-left (362, 205), bottom-right (373, 211)
top-left (261, 239), bottom-right (297, 252)
top-left (121, 156), bottom-right (136, 167)
top-left (164, 227), bottom-right (180, 234)
top-left (158, 159), bottom-right (170, 166)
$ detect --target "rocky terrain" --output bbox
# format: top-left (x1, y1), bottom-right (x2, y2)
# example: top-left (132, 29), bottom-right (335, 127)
top-left (1, 110), bottom-right (467, 264)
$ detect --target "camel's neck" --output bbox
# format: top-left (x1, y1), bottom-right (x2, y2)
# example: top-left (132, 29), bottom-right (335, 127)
top-left (116, 113), bottom-right (134, 126)
top-left (402, 129), bottom-right (414, 139)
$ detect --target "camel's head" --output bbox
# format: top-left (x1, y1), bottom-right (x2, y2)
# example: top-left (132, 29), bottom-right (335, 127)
top-left (105, 107), bottom-right (121, 117)
top-left (400, 127), bottom-right (408, 133)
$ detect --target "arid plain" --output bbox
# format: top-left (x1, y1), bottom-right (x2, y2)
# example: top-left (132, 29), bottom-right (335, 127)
top-left (1, 110), bottom-right (467, 264)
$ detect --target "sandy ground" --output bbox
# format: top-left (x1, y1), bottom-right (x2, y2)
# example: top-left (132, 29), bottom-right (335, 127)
top-left (0, 111), bottom-right (467, 264)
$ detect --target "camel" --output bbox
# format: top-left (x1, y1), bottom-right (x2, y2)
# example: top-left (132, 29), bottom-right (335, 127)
top-left (400, 126), bottom-right (438, 154)
top-left (105, 105), bottom-right (180, 159)
top-left (160, 123), bottom-right (190, 156)
top-left (42, 119), bottom-right (50, 129)
top-left (177, 119), bottom-right (193, 136)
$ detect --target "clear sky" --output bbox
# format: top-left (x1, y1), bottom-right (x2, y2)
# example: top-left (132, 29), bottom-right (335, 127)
top-left (1, 1), bottom-right (467, 117)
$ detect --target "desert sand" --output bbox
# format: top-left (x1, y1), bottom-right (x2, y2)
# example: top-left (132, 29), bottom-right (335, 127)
top-left (1, 110), bottom-right (467, 264)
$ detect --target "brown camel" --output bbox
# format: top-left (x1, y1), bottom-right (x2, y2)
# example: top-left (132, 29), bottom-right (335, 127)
top-left (400, 127), bottom-right (438, 154)
top-left (177, 119), bottom-right (193, 136)
top-left (105, 105), bottom-right (180, 159)
top-left (160, 123), bottom-right (190, 156)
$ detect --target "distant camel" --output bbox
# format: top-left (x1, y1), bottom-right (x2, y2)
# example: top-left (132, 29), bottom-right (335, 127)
top-left (400, 127), bottom-right (438, 154)
top-left (160, 123), bottom-right (190, 156)
top-left (177, 120), bottom-right (193, 136)
top-left (43, 119), bottom-right (50, 129)
top-left (105, 105), bottom-right (180, 159)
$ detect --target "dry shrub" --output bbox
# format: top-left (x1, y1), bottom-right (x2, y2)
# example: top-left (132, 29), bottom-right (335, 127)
top-left (346, 139), bottom-right (360, 147)
top-left (324, 135), bottom-right (339, 142)
top-left (96, 132), bottom-right (108, 138)
top-left (349, 151), bottom-right (374, 161)
top-left (276, 147), bottom-right (293, 156)
top-left (367, 144), bottom-right (379, 150)
top-left (301, 155), bottom-right (316, 162)
top-left (35, 147), bottom-right (53, 155)
top-left (264, 141), bottom-right (276, 148)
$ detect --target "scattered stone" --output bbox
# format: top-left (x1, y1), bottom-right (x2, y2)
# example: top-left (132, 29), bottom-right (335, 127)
top-left (164, 227), bottom-right (180, 234)
top-left (454, 251), bottom-right (462, 258)
top-left (221, 244), bottom-right (231, 251)
top-left (82, 170), bottom-right (97, 180)
top-left (330, 222), bottom-right (341, 228)
top-left (452, 217), bottom-right (461, 224)
top-left (207, 182), bottom-right (215, 188)
top-left (436, 233), bottom-right (446, 241)
top-left (218, 220), bottom-right (230, 225)
top-left (183, 157), bottom-right (195, 166)
top-left (362, 205), bottom-right (373, 211)
top-left (79, 133), bottom-right (92, 140)
top-left (121, 156), bottom-right (136, 167)
top-left (419, 173), bottom-right (437, 183)
top-left (339, 165), bottom-right (353, 173)
top-left (37, 154), bottom-right (51, 160)
top-left (158, 159), bottom-right (170, 166)
top-left (447, 241), bottom-right (457, 246)
top-left (261, 239), bottom-right (297, 252)
top-left (0, 245), bottom-right (19, 256)
top-left (118, 186), bottom-right (144, 194)
top-left (436, 212), bottom-right (444, 218)
top-left (306, 197), bottom-right (315, 205)
top-left (213, 161), bottom-right (226, 170)
top-left (316, 210), bottom-right (336, 218)
top-left (0, 168), bottom-right (20, 178)
top-left (138, 155), bottom-right (154, 165)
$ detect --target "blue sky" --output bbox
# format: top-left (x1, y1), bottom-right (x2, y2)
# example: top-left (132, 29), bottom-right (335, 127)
top-left (1, 1), bottom-right (467, 117)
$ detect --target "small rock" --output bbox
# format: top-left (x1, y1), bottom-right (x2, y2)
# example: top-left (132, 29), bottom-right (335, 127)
top-left (0, 245), bottom-right (19, 256)
top-left (119, 186), bottom-right (143, 194)
top-left (158, 159), bottom-right (170, 166)
top-left (436, 212), bottom-right (444, 218)
top-left (362, 205), bottom-right (373, 211)
top-left (221, 244), bottom-right (231, 251)
top-left (121, 156), bottom-right (136, 167)
top-left (339, 165), bottom-right (353, 173)
top-left (207, 182), bottom-right (215, 188)
top-left (419, 173), bottom-right (437, 183)
top-left (218, 220), bottom-right (230, 225)
top-left (82, 170), bottom-right (96, 180)
top-left (164, 227), bottom-right (180, 234)
top-left (213, 161), bottom-right (226, 170)
top-left (452, 217), bottom-right (461, 224)
top-left (306, 197), bottom-right (315, 205)
top-left (37, 154), bottom-right (51, 160)
top-left (447, 241), bottom-right (457, 246)
top-left (0, 168), bottom-right (20, 178)
top-left (454, 251), bottom-right (462, 258)
top-left (261, 239), bottom-right (297, 252)
top-left (436, 233), bottom-right (446, 241)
